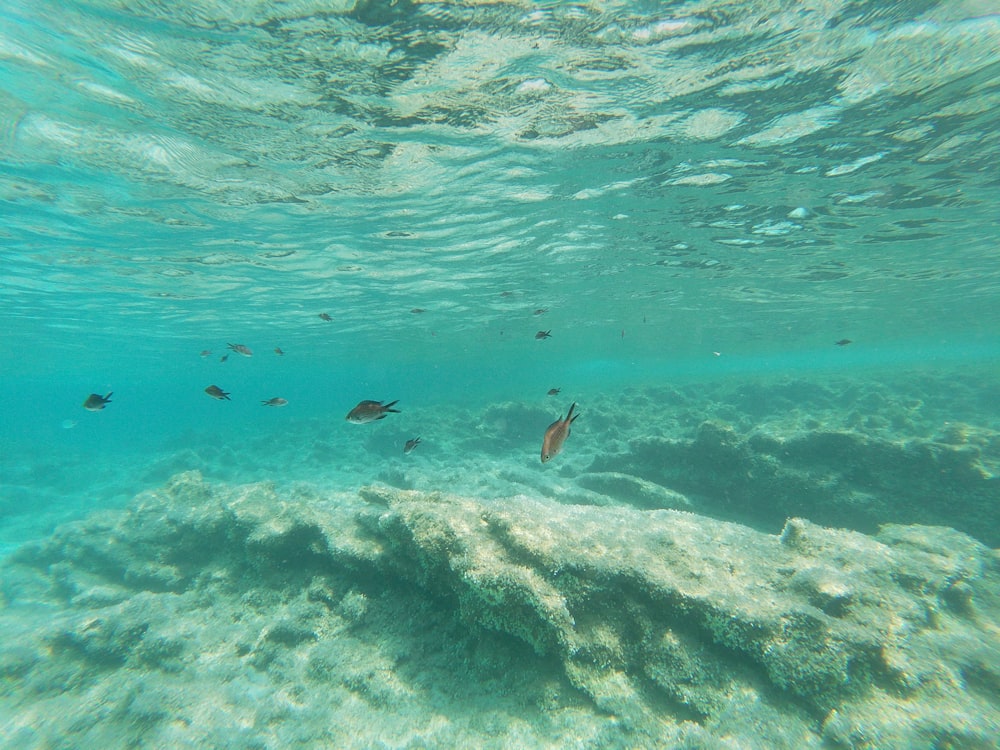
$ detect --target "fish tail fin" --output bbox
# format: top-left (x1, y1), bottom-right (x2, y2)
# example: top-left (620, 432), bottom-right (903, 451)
top-left (568, 402), bottom-right (579, 422)
top-left (384, 400), bottom-right (401, 412)
top-left (104, 392), bottom-right (113, 401)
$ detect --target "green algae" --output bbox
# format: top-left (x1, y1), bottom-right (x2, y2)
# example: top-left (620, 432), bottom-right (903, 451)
top-left (2, 472), bottom-right (997, 748)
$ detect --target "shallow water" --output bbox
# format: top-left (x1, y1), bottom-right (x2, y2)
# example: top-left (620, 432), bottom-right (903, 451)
top-left (2, 1), bottom-right (999, 748)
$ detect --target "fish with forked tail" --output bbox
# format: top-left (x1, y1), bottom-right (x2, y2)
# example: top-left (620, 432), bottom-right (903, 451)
top-left (83, 392), bottom-right (113, 411)
top-left (261, 397), bottom-right (288, 407)
top-left (228, 343), bottom-right (253, 357)
top-left (205, 385), bottom-right (231, 401)
top-left (404, 437), bottom-right (421, 454)
top-left (541, 402), bottom-right (579, 463)
top-left (346, 399), bottom-right (400, 424)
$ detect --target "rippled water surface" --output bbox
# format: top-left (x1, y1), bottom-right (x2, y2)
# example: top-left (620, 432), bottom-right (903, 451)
top-left (4, 0), bottom-right (999, 368)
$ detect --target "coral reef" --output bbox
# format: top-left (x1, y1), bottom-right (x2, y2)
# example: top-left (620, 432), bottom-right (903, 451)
top-left (3, 472), bottom-right (998, 748)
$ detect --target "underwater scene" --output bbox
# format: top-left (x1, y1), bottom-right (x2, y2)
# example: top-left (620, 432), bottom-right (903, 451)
top-left (2, 1), bottom-right (999, 748)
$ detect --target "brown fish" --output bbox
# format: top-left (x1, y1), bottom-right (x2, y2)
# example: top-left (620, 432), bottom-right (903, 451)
top-left (274, 347), bottom-right (284, 356)
top-left (404, 437), bottom-right (421, 454)
top-left (205, 385), bottom-right (231, 401)
top-left (346, 399), bottom-right (400, 424)
top-left (319, 313), bottom-right (332, 321)
top-left (541, 402), bottom-right (579, 463)
top-left (535, 330), bottom-right (552, 340)
top-left (83, 392), bottom-right (113, 411)
top-left (228, 343), bottom-right (253, 357)
top-left (261, 397), bottom-right (288, 407)
top-left (835, 339), bottom-right (852, 346)
top-left (200, 350), bottom-right (211, 357)
top-left (547, 388), bottom-right (561, 396)
top-left (534, 308), bottom-right (548, 315)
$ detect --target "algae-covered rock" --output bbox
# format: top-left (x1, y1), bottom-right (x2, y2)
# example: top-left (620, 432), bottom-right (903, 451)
top-left (2, 474), bottom-right (998, 749)
top-left (597, 418), bottom-right (1000, 544)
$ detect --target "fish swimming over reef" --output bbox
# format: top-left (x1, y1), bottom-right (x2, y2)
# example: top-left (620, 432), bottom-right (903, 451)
top-left (346, 399), bottom-right (400, 424)
top-left (83, 392), bottom-right (113, 411)
top-left (541, 402), bottom-right (579, 463)
top-left (205, 385), bottom-right (231, 401)
top-left (261, 397), bottom-right (287, 407)
top-left (274, 347), bottom-right (284, 356)
top-left (319, 313), bottom-right (332, 321)
top-left (547, 388), bottom-right (561, 396)
top-left (228, 343), bottom-right (253, 357)
top-left (535, 330), bottom-right (552, 340)
top-left (404, 437), bottom-right (421, 454)
top-left (835, 339), bottom-right (852, 346)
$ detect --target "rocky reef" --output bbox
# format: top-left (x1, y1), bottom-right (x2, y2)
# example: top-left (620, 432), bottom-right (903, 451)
top-left (2, 472), bottom-right (998, 748)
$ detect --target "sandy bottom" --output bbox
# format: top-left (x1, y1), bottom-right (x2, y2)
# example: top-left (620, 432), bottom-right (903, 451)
top-left (1, 370), bottom-right (998, 748)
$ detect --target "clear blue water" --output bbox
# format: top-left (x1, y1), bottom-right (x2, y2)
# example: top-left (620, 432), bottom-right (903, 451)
top-left (1, 2), bottom-right (1000, 746)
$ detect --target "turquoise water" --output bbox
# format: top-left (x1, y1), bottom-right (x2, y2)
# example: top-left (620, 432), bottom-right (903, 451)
top-left (2, 2), bottom-right (1000, 748)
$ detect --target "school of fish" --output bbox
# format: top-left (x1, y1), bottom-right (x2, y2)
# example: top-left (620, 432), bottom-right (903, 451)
top-left (83, 328), bottom-right (853, 460)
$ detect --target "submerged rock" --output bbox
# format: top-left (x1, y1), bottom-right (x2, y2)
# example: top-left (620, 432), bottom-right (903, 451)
top-left (1, 472), bottom-right (998, 749)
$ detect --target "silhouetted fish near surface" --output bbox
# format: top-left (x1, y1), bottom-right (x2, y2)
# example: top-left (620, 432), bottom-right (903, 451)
top-left (536, 330), bottom-right (552, 340)
top-left (534, 308), bottom-right (547, 315)
top-left (205, 385), bottom-right (231, 401)
top-left (319, 313), bottom-right (332, 321)
top-left (261, 397), bottom-right (288, 407)
top-left (835, 339), bottom-right (852, 346)
top-left (220, 354), bottom-right (228, 362)
top-left (411, 308), bottom-right (426, 314)
top-left (200, 350), bottom-right (211, 357)
top-left (404, 437), bottom-right (421, 454)
top-left (83, 392), bottom-right (112, 411)
top-left (274, 347), bottom-right (284, 356)
top-left (548, 388), bottom-right (561, 396)
top-left (346, 399), bottom-right (400, 424)
top-left (228, 343), bottom-right (253, 357)
top-left (541, 402), bottom-right (579, 463)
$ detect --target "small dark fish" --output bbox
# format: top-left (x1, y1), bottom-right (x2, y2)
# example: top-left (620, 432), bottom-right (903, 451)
top-left (835, 339), bottom-right (852, 346)
top-left (541, 403), bottom-right (579, 463)
top-left (547, 388), bottom-right (561, 396)
top-left (534, 308), bottom-right (547, 315)
top-left (261, 397), bottom-right (288, 407)
top-left (220, 354), bottom-right (229, 362)
top-left (404, 437), bottom-right (421, 454)
top-left (83, 392), bottom-right (113, 411)
top-left (274, 347), bottom-right (284, 356)
top-left (319, 313), bottom-right (332, 321)
top-left (205, 385), bottom-right (231, 401)
top-left (228, 343), bottom-right (253, 357)
top-left (535, 330), bottom-right (552, 340)
top-left (621, 329), bottom-right (625, 339)
top-left (346, 399), bottom-right (400, 424)
top-left (411, 308), bottom-right (426, 314)
top-left (200, 350), bottom-right (211, 357)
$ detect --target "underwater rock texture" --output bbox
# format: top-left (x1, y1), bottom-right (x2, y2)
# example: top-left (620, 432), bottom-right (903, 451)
top-left (3, 472), bottom-right (998, 748)
top-left (591, 417), bottom-right (1000, 544)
